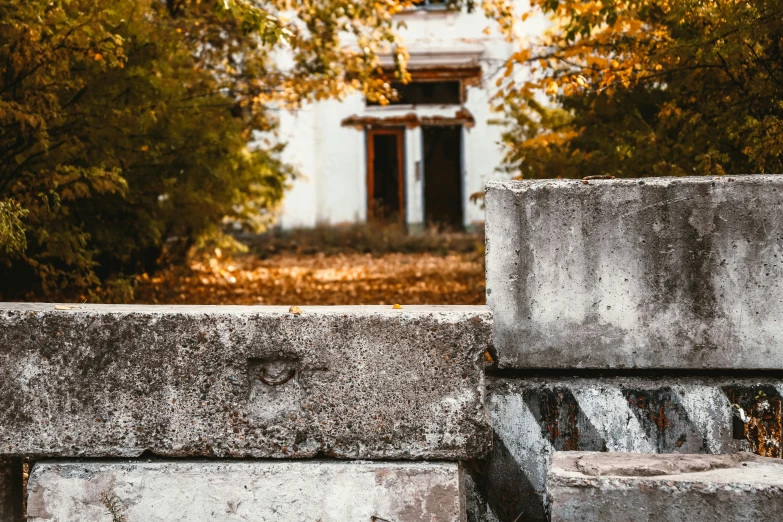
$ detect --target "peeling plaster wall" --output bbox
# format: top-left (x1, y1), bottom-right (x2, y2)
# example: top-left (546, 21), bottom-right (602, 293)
top-left (274, 1), bottom-right (547, 229)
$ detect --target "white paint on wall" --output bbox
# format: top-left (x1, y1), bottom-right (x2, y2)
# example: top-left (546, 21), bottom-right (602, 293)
top-left (271, 1), bottom-right (546, 229)
top-left (570, 386), bottom-right (656, 453)
top-left (490, 392), bottom-right (554, 510)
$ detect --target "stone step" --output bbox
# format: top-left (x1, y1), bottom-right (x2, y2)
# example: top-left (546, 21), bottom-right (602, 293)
top-left (548, 452), bottom-right (783, 522)
top-left (0, 304), bottom-right (491, 460)
top-left (486, 176), bottom-right (783, 369)
top-left (27, 460), bottom-right (464, 522)
top-left (466, 376), bottom-right (783, 522)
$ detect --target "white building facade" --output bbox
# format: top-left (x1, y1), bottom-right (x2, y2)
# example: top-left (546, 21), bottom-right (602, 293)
top-left (275, 1), bottom-right (538, 231)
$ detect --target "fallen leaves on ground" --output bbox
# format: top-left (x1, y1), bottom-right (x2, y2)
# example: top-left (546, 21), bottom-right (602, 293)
top-left (134, 252), bottom-right (485, 305)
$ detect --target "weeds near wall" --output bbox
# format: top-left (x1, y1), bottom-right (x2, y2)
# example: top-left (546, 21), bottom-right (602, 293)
top-left (100, 491), bottom-right (128, 522)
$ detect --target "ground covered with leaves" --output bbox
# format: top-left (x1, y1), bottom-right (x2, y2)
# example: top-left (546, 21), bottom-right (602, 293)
top-left (135, 251), bottom-right (484, 305)
top-left (134, 226), bottom-right (486, 305)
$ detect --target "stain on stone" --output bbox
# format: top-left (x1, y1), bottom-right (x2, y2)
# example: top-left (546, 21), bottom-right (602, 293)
top-left (623, 387), bottom-right (703, 452)
top-left (723, 385), bottom-right (783, 458)
top-left (524, 388), bottom-right (603, 452)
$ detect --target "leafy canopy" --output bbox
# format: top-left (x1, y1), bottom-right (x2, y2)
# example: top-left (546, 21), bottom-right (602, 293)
top-left (0, 0), bottom-right (514, 300)
top-left (496, 0), bottom-right (783, 179)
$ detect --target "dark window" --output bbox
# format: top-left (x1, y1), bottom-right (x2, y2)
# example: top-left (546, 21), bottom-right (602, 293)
top-left (413, 0), bottom-right (449, 10)
top-left (371, 81), bottom-right (462, 106)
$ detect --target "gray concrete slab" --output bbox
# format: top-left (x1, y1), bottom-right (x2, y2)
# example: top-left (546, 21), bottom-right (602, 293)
top-left (0, 304), bottom-right (491, 459)
top-left (485, 176), bottom-right (783, 369)
top-left (548, 451), bottom-right (783, 522)
top-left (465, 376), bottom-right (783, 522)
top-left (27, 460), bottom-right (464, 522)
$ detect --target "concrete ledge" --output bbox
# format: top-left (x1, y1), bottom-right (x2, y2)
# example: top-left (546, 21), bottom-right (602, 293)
top-left (549, 451), bottom-right (783, 522)
top-left (27, 460), bottom-right (464, 522)
top-left (486, 176), bottom-right (783, 369)
top-left (468, 376), bottom-right (783, 522)
top-left (0, 304), bottom-right (491, 459)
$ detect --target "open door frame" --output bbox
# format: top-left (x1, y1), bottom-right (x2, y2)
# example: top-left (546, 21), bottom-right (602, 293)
top-left (366, 127), bottom-right (406, 222)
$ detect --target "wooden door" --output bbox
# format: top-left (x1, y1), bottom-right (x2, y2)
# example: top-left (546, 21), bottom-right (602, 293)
top-left (366, 127), bottom-right (405, 223)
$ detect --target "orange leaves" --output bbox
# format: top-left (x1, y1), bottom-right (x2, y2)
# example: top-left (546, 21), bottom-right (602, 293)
top-left (496, 0), bottom-right (683, 103)
top-left (134, 252), bottom-right (486, 306)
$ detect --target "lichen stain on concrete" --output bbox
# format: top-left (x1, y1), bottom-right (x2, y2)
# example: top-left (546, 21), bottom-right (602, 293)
top-left (724, 385), bottom-right (783, 458)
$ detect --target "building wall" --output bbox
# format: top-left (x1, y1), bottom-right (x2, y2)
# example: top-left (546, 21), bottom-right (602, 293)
top-left (275, 1), bottom-right (544, 230)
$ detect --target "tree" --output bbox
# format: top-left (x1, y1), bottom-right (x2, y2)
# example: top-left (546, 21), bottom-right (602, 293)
top-left (496, 0), bottom-right (783, 179)
top-left (0, 0), bottom-right (294, 300)
top-left (1, 0), bottom-right (516, 301)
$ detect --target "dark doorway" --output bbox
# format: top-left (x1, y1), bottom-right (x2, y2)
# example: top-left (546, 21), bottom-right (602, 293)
top-left (423, 125), bottom-right (463, 229)
top-left (367, 128), bottom-right (405, 222)
top-left (368, 80), bottom-right (463, 106)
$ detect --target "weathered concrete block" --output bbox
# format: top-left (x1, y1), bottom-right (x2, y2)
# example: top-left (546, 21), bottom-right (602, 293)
top-left (486, 176), bottom-right (783, 368)
top-left (466, 376), bottom-right (783, 522)
top-left (548, 451), bottom-right (783, 522)
top-left (0, 458), bottom-right (23, 522)
top-left (0, 304), bottom-right (491, 459)
top-left (27, 460), bottom-right (464, 521)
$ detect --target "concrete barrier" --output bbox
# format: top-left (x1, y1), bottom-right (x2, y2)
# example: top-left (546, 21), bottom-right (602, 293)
top-left (6, 175), bottom-right (783, 521)
top-left (27, 460), bottom-right (464, 522)
top-left (548, 452), bottom-right (783, 522)
top-left (0, 304), bottom-right (491, 460)
top-left (466, 376), bottom-right (783, 521)
top-left (486, 176), bottom-right (783, 369)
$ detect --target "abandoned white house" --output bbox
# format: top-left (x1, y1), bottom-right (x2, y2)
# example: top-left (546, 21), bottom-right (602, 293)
top-left (273, 0), bottom-right (541, 231)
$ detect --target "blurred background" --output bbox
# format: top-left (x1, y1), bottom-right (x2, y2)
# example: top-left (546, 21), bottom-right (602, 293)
top-left (2, 0), bottom-right (780, 304)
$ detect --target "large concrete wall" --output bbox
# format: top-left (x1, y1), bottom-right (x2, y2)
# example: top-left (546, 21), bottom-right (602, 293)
top-left (6, 175), bottom-right (783, 520)
top-left (0, 304), bottom-right (491, 460)
top-left (486, 176), bottom-right (783, 369)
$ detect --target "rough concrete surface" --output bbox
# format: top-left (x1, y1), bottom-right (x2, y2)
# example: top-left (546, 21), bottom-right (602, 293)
top-left (465, 376), bottom-right (783, 522)
top-left (486, 176), bottom-right (783, 368)
top-left (27, 460), bottom-right (464, 522)
top-left (0, 458), bottom-right (23, 522)
top-left (0, 304), bottom-right (491, 459)
top-left (548, 451), bottom-right (783, 522)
